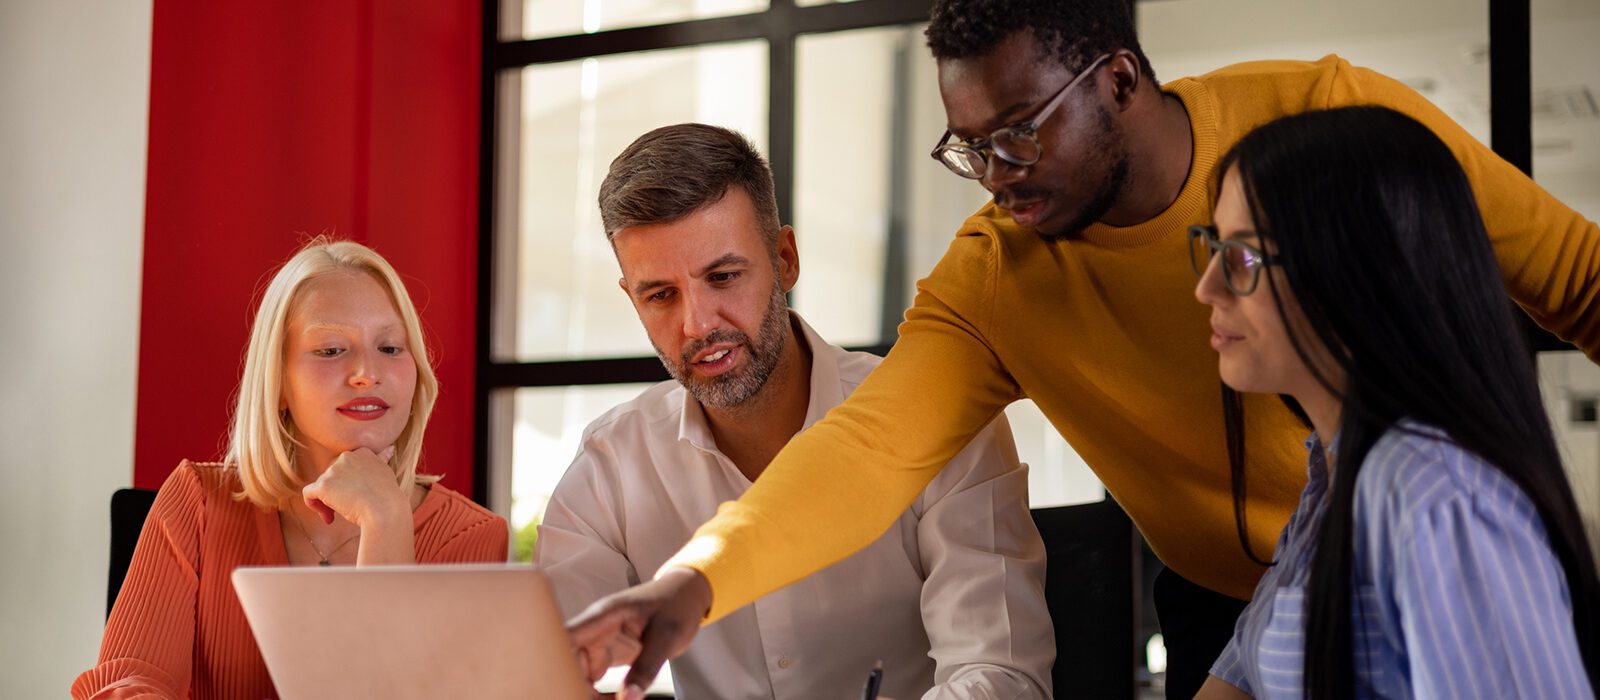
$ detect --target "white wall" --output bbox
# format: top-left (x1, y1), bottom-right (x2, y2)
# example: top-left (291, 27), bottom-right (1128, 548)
top-left (1540, 352), bottom-right (1600, 565)
top-left (0, 0), bottom-right (151, 695)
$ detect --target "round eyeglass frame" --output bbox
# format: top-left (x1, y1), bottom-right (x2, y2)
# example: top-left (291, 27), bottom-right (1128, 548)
top-left (929, 53), bottom-right (1112, 180)
top-left (1187, 224), bottom-right (1280, 296)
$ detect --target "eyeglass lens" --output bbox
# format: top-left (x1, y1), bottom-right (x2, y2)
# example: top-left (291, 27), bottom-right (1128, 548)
top-left (938, 130), bottom-right (1044, 180)
top-left (938, 148), bottom-right (984, 179)
top-left (992, 131), bottom-right (1041, 165)
top-left (1188, 233), bottom-right (1264, 294)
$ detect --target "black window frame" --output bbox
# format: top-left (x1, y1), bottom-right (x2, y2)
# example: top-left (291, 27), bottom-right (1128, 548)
top-left (474, 0), bottom-right (932, 502)
top-left (474, 0), bottom-right (1560, 503)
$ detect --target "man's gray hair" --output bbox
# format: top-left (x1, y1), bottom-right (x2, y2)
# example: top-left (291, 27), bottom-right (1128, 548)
top-left (598, 123), bottom-right (781, 248)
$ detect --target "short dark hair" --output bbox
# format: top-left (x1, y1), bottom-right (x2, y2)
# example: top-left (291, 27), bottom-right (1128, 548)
top-left (925, 0), bottom-right (1156, 83)
top-left (598, 123), bottom-right (781, 248)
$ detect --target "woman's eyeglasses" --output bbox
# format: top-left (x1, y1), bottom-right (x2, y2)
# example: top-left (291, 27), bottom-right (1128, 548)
top-left (1187, 224), bottom-right (1280, 296)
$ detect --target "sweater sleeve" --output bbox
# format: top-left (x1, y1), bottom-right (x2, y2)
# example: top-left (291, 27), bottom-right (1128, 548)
top-left (71, 464), bottom-right (204, 700)
top-left (417, 493), bottom-right (510, 564)
top-left (1328, 58), bottom-right (1600, 359)
top-left (665, 228), bottom-right (1024, 621)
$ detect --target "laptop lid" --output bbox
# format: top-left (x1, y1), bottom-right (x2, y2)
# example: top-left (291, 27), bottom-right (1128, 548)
top-left (233, 563), bottom-right (590, 700)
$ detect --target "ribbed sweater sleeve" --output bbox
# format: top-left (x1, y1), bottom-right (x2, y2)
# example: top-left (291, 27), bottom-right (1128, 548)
top-left (417, 489), bottom-right (510, 563)
top-left (72, 464), bottom-right (205, 700)
top-left (1325, 59), bottom-right (1600, 358)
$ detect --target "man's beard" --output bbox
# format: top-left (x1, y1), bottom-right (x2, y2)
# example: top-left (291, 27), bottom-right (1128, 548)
top-left (654, 281), bottom-right (789, 409)
top-left (1036, 104), bottom-right (1132, 242)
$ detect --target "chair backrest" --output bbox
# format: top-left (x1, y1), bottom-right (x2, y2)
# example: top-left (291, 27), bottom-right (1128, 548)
top-left (108, 488), bottom-right (158, 618)
top-left (1031, 498), bottom-right (1141, 699)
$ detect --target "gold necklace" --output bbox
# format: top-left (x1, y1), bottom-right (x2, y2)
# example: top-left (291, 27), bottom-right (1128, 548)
top-left (285, 510), bottom-right (360, 566)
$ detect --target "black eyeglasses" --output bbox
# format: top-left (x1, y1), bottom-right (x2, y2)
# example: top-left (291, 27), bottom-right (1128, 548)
top-left (930, 54), bottom-right (1111, 180)
top-left (1187, 224), bottom-right (1280, 296)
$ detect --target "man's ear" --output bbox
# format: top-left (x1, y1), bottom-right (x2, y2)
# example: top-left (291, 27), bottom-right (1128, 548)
top-left (776, 225), bottom-right (799, 292)
top-left (1107, 49), bottom-right (1144, 113)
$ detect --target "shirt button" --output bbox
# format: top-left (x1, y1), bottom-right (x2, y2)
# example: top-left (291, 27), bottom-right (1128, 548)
top-left (777, 656), bottom-right (792, 669)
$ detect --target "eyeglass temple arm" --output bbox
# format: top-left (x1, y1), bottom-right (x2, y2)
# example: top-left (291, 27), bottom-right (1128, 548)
top-left (1024, 53), bottom-right (1112, 132)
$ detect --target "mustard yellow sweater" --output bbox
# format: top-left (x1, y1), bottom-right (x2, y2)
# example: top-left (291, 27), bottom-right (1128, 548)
top-left (667, 55), bottom-right (1600, 619)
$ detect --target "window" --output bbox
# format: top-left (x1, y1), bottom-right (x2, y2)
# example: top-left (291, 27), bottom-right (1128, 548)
top-left (1533, 0), bottom-right (1600, 567)
top-left (1570, 397), bottom-right (1598, 425)
top-left (479, 0), bottom-right (1105, 555)
top-left (513, 0), bottom-right (769, 41)
top-left (509, 42), bottom-right (768, 363)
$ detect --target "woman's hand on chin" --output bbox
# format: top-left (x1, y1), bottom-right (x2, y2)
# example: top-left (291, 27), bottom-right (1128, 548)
top-left (301, 446), bottom-right (403, 527)
top-left (301, 446), bottom-right (417, 565)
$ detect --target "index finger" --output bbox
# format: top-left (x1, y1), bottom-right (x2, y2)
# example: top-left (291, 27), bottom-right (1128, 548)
top-left (620, 648), bottom-right (664, 698)
top-left (300, 483), bottom-right (336, 525)
top-left (621, 613), bottom-right (691, 699)
top-left (568, 598), bottom-right (642, 647)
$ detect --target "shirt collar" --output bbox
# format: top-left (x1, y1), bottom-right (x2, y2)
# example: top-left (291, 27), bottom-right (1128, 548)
top-left (677, 390), bottom-right (716, 452)
top-left (1302, 431), bottom-right (1322, 453)
top-left (796, 312), bottom-right (847, 430)
top-left (676, 311), bottom-right (844, 453)
top-left (1303, 429), bottom-right (1339, 488)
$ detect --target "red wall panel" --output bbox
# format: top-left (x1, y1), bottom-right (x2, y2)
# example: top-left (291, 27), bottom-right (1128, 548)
top-left (134, 0), bottom-right (480, 497)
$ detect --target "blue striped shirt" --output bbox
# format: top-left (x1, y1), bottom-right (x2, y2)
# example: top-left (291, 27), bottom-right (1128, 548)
top-left (1211, 423), bottom-right (1593, 699)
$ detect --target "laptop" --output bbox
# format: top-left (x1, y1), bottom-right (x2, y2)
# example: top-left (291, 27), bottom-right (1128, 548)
top-left (233, 563), bottom-right (590, 699)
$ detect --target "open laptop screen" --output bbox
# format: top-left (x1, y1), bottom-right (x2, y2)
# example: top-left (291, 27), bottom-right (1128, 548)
top-left (234, 564), bottom-right (589, 699)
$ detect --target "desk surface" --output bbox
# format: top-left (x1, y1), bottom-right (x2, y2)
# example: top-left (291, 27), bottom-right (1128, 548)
top-left (594, 664), bottom-right (676, 696)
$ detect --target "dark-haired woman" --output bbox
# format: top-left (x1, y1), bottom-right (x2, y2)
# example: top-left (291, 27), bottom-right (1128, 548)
top-left (1190, 106), bottom-right (1598, 700)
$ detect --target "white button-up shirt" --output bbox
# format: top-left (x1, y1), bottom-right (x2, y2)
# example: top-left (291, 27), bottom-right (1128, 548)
top-left (537, 314), bottom-right (1054, 700)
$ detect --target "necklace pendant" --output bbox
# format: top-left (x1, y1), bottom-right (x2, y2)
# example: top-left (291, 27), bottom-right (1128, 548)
top-left (318, 559), bottom-right (331, 567)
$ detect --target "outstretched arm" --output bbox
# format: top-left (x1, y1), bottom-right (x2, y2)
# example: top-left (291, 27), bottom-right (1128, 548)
top-left (570, 231), bottom-right (1023, 697)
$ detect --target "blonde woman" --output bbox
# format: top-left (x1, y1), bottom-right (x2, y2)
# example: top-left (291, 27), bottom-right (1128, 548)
top-left (74, 238), bottom-right (508, 699)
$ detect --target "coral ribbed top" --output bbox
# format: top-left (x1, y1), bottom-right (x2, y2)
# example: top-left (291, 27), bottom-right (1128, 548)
top-left (72, 461), bottom-right (509, 699)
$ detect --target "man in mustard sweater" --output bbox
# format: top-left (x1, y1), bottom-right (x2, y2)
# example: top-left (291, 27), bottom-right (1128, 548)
top-left (569, 1), bottom-right (1600, 698)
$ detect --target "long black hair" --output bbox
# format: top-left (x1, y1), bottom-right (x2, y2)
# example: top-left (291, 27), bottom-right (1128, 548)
top-left (1215, 105), bottom-right (1600, 698)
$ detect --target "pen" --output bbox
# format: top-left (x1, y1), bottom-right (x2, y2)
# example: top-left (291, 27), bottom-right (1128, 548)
top-left (860, 659), bottom-right (883, 700)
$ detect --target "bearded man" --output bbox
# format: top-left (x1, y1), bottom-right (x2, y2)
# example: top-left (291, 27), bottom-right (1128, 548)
top-left (535, 123), bottom-right (1055, 700)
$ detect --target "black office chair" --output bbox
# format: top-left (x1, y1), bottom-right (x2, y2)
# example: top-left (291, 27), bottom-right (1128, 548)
top-left (1031, 498), bottom-right (1142, 699)
top-left (108, 487), bottom-right (158, 618)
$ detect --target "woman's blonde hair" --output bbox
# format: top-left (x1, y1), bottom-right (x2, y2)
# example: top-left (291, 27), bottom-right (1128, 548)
top-left (227, 237), bottom-right (440, 509)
